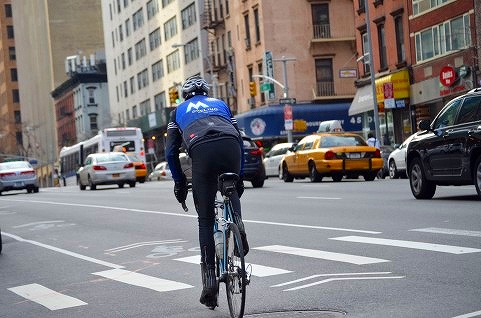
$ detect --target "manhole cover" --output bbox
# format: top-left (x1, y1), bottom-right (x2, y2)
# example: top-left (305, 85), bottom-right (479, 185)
top-left (245, 310), bottom-right (346, 318)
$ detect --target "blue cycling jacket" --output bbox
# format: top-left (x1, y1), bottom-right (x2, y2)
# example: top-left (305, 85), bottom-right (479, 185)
top-left (165, 95), bottom-right (244, 181)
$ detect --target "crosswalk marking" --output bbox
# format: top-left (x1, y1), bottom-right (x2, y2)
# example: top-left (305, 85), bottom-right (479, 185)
top-left (8, 284), bottom-right (87, 310)
top-left (174, 255), bottom-right (292, 277)
top-left (330, 236), bottom-right (481, 254)
top-left (92, 269), bottom-right (193, 292)
top-left (254, 245), bottom-right (390, 265)
top-left (410, 227), bottom-right (481, 238)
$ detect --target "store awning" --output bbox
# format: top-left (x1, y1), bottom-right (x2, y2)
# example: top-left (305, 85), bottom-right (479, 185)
top-left (375, 69), bottom-right (410, 103)
top-left (235, 102), bottom-right (362, 138)
top-left (349, 85), bottom-right (374, 116)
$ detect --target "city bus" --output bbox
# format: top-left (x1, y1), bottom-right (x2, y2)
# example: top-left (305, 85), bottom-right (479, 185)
top-left (59, 127), bottom-right (145, 185)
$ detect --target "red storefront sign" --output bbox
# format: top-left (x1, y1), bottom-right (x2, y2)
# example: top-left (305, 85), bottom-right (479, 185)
top-left (439, 66), bottom-right (456, 87)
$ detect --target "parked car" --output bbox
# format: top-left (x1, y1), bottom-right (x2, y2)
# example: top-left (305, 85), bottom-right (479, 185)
top-left (377, 145), bottom-right (394, 179)
top-left (0, 161), bottom-right (39, 195)
top-left (149, 161), bottom-right (172, 181)
top-left (406, 88), bottom-right (481, 199)
top-left (387, 134), bottom-right (416, 179)
top-left (281, 132), bottom-right (383, 182)
top-left (263, 142), bottom-right (293, 178)
top-left (78, 152), bottom-right (136, 190)
top-left (125, 153), bottom-right (147, 183)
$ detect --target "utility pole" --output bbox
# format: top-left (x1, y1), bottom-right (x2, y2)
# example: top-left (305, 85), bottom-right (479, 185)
top-left (273, 56), bottom-right (296, 142)
top-left (364, 0), bottom-right (382, 145)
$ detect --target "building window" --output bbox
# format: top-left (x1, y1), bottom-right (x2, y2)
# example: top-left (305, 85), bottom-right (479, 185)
top-left (7, 25), bottom-right (14, 39)
top-left (361, 32), bottom-right (370, 74)
top-left (140, 99), bottom-right (151, 115)
top-left (119, 24), bottom-right (123, 41)
top-left (130, 76), bottom-right (135, 94)
top-left (127, 47), bottom-right (133, 65)
top-left (123, 80), bottom-right (128, 97)
top-left (315, 59), bottom-right (334, 96)
top-left (12, 89), bottom-right (20, 103)
top-left (162, 0), bottom-right (174, 8)
top-left (89, 114), bottom-right (98, 131)
top-left (88, 87), bottom-right (96, 104)
top-left (154, 92), bottom-right (166, 111)
top-left (225, 0), bottom-right (230, 15)
top-left (149, 28), bottom-right (161, 51)
top-left (244, 14), bottom-right (251, 49)
top-left (137, 69), bottom-right (149, 90)
top-left (394, 16), bottom-right (405, 63)
top-left (312, 3), bottom-right (330, 38)
top-left (152, 60), bottom-right (164, 81)
top-left (164, 17), bottom-right (177, 41)
top-left (415, 14), bottom-right (471, 63)
top-left (413, 0), bottom-right (450, 16)
top-left (16, 132), bottom-right (23, 146)
top-left (166, 51), bottom-right (180, 73)
top-left (125, 18), bottom-right (131, 37)
top-left (5, 4), bottom-right (12, 17)
top-left (147, 0), bottom-right (159, 20)
top-left (184, 38), bottom-right (199, 64)
top-left (135, 38), bottom-right (147, 60)
top-left (10, 68), bottom-right (17, 81)
top-left (126, 109), bottom-right (130, 120)
top-left (253, 8), bottom-right (260, 43)
top-left (8, 46), bottom-right (15, 60)
top-left (132, 8), bottom-right (144, 31)
top-left (121, 52), bottom-right (126, 69)
top-left (181, 2), bottom-right (196, 30)
top-left (132, 105), bottom-right (138, 119)
top-left (377, 24), bottom-right (387, 70)
top-left (14, 110), bottom-right (21, 123)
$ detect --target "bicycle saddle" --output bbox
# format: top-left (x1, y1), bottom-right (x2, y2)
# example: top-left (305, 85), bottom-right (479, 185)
top-left (218, 173), bottom-right (239, 197)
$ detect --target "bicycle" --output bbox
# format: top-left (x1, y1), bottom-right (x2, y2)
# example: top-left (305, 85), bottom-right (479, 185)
top-left (181, 172), bottom-right (250, 318)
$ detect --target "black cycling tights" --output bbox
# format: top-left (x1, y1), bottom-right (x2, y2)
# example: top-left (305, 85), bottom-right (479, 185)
top-left (190, 137), bottom-right (241, 267)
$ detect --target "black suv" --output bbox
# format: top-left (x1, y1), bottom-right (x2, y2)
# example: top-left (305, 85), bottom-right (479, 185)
top-left (406, 88), bottom-right (481, 199)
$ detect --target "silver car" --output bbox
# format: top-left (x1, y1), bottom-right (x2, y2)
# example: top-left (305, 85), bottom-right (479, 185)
top-left (0, 161), bottom-right (39, 195)
top-left (78, 152), bottom-right (136, 190)
top-left (263, 142), bottom-right (293, 178)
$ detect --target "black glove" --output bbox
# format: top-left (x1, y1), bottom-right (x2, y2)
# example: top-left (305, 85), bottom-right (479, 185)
top-left (236, 177), bottom-right (245, 198)
top-left (174, 175), bottom-right (188, 203)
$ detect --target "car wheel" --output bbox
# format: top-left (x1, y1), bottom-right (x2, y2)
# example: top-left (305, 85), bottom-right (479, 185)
top-left (139, 177), bottom-right (146, 184)
top-left (251, 178), bottom-right (264, 188)
top-left (118, 183), bottom-right (125, 188)
top-left (33, 187), bottom-right (39, 193)
top-left (364, 172), bottom-right (377, 181)
top-left (129, 182), bottom-right (136, 187)
top-left (282, 164), bottom-right (294, 182)
top-left (332, 174), bottom-right (343, 182)
top-left (474, 156), bottom-right (481, 199)
top-left (88, 176), bottom-right (96, 190)
top-left (389, 160), bottom-right (399, 179)
top-left (308, 162), bottom-right (322, 182)
top-left (27, 188), bottom-right (33, 194)
top-left (409, 157), bottom-right (436, 199)
top-left (79, 181), bottom-right (86, 190)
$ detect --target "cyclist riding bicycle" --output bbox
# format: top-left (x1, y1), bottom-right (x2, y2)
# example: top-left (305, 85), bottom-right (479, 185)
top-left (165, 75), bottom-right (249, 308)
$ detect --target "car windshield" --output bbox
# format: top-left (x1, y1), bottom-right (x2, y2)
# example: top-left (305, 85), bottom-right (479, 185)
top-left (96, 154), bottom-right (128, 163)
top-left (320, 135), bottom-right (367, 147)
top-left (0, 161), bottom-right (31, 170)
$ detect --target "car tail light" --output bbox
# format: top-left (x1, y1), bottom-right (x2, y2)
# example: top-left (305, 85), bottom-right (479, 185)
top-left (123, 162), bottom-right (134, 169)
top-left (20, 170), bottom-right (36, 176)
top-left (0, 172), bottom-right (15, 178)
top-left (138, 163), bottom-right (146, 169)
top-left (93, 165), bottom-right (107, 170)
top-left (324, 150), bottom-right (337, 160)
top-left (250, 149), bottom-right (263, 156)
top-left (161, 171), bottom-right (166, 176)
top-left (374, 149), bottom-right (381, 158)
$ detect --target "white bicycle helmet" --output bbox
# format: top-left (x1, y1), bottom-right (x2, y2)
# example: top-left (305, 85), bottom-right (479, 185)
top-left (181, 76), bottom-right (209, 100)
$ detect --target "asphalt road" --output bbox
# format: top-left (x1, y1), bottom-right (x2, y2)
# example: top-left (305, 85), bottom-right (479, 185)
top-left (1, 177), bottom-right (480, 318)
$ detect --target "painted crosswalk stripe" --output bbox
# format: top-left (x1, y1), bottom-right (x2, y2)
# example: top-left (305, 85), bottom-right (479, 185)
top-left (254, 245), bottom-right (389, 265)
top-left (92, 268), bottom-right (193, 292)
top-left (330, 236), bottom-right (481, 254)
top-left (410, 227), bottom-right (481, 238)
top-left (174, 255), bottom-right (292, 277)
top-left (8, 284), bottom-right (87, 310)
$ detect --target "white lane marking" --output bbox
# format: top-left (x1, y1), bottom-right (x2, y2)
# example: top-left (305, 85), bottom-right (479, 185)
top-left (105, 239), bottom-right (187, 253)
top-left (8, 284), bottom-right (87, 310)
top-left (0, 198), bottom-right (381, 235)
top-left (271, 272), bottom-right (393, 287)
top-left (174, 255), bottom-right (292, 277)
top-left (12, 221), bottom-right (65, 228)
top-left (283, 276), bottom-right (405, 291)
top-left (410, 227), bottom-right (481, 238)
top-left (297, 196), bottom-right (341, 200)
top-left (330, 236), bottom-right (481, 254)
top-left (452, 310), bottom-right (481, 318)
top-left (2, 232), bottom-right (124, 269)
top-left (92, 268), bottom-right (193, 292)
top-left (254, 245), bottom-right (389, 265)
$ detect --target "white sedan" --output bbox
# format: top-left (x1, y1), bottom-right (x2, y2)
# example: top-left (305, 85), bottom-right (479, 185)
top-left (148, 161), bottom-right (172, 181)
top-left (387, 134), bottom-right (416, 179)
top-left (263, 142), bottom-right (293, 178)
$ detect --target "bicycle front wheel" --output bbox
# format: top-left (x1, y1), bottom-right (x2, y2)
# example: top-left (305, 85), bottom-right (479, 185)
top-left (225, 222), bottom-right (246, 318)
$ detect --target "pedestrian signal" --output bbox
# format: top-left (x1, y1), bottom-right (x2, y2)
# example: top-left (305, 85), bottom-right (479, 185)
top-left (169, 88), bottom-right (180, 104)
top-left (249, 81), bottom-right (257, 97)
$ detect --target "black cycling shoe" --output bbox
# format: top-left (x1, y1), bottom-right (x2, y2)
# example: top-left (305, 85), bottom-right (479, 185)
top-left (199, 263), bottom-right (218, 309)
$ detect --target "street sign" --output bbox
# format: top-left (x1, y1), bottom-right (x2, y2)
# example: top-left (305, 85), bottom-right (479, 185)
top-left (279, 98), bottom-right (296, 105)
top-left (260, 82), bottom-right (272, 92)
top-left (284, 105), bottom-right (293, 130)
top-left (264, 51), bottom-right (275, 100)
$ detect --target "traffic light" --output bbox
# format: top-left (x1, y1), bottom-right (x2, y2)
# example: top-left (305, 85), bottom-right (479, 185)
top-left (169, 88), bottom-right (179, 105)
top-left (249, 81), bottom-right (257, 97)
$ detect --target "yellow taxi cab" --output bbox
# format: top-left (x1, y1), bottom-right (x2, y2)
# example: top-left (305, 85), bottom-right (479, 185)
top-left (125, 153), bottom-right (148, 183)
top-left (281, 132), bottom-right (383, 182)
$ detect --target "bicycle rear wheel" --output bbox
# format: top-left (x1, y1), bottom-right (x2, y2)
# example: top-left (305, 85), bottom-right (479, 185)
top-left (225, 222), bottom-right (246, 318)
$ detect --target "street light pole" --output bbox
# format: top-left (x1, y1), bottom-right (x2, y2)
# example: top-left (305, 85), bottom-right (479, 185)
top-left (364, 0), bottom-right (382, 145)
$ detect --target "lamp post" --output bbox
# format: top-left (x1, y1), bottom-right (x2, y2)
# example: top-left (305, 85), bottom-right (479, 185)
top-left (363, 0), bottom-right (382, 145)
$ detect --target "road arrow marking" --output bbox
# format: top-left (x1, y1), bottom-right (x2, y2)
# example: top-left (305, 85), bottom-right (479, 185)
top-left (105, 239), bottom-right (187, 253)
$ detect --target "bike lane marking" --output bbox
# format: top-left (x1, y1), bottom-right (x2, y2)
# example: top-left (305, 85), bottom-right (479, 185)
top-left (8, 284), bottom-right (87, 310)
top-left (409, 227), bottom-right (481, 238)
top-left (330, 236), bottom-right (481, 254)
top-left (174, 255), bottom-right (292, 277)
top-left (92, 268), bottom-right (193, 292)
top-left (451, 310), bottom-right (481, 318)
top-left (254, 245), bottom-right (390, 265)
